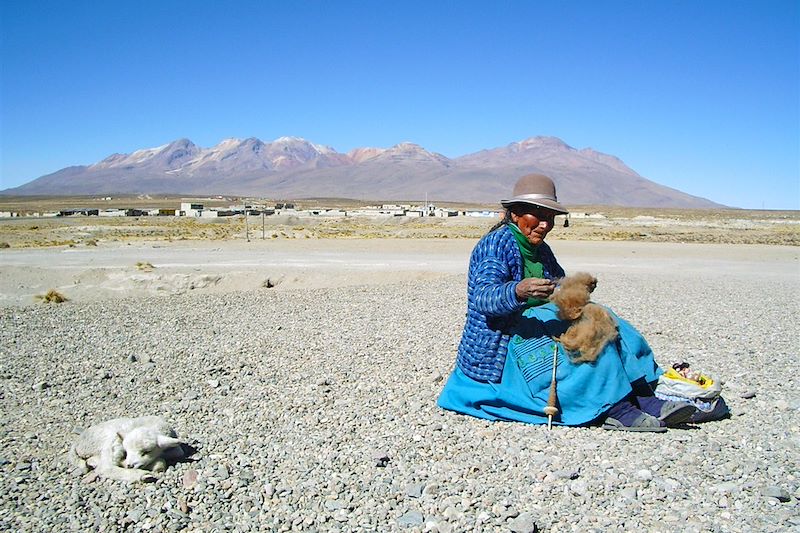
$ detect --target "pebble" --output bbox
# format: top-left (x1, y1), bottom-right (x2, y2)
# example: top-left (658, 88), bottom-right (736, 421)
top-left (406, 483), bottom-right (425, 498)
top-left (774, 399), bottom-right (790, 411)
top-left (554, 468), bottom-right (580, 480)
top-left (215, 465), bottom-right (229, 480)
top-left (425, 518), bottom-right (451, 533)
top-left (397, 510), bottom-right (424, 527)
top-left (442, 506), bottom-right (459, 520)
top-left (422, 483), bottom-right (440, 497)
top-left (713, 482), bottom-right (740, 494)
top-left (126, 509), bottom-right (143, 523)
top-left (324, 498), bottom-right (344, 511)
top-left (508, 512), bottom-right (538, 533)
top-left (762, 486), bottom-right (791, 502)
top-left (371, 450), bottom-right (391, 467)
top-left (182, 469), bottom-right (198, 488)
top-left (569, 479), bottom-right (588, 496)
top-left (0, 274), bottom-right (796, 532)
top-left (332, 508), bottom-right (349, 522)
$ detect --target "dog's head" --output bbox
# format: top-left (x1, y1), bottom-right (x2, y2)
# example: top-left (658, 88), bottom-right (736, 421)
top-left (120, 427), bottom-right (183, 469)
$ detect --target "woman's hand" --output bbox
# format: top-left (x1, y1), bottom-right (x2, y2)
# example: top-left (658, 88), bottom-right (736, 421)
top-left (515, 278), bottom-right (556, 301)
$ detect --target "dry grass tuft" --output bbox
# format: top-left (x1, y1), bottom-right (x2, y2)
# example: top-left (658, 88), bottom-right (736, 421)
top-left (136, 261), bottom-right (155, 272)
top-left (0, 242), bottom-right (9, 249)
top-left (35, 289), bottom-right (69, 303)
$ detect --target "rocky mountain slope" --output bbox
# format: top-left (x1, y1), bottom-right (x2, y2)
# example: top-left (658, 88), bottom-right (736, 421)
top-left (3, 136), bottom-right (721, 208)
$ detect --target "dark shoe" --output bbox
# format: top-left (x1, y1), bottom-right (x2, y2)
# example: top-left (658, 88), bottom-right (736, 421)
top-left (657, 401), bottom-right (698, 426)
top-left (602, 412), bottom-right (667, 432)
top-left (602, 399), bottom-right (667, 432)
top-left (637, 396), bottom-right (697, 427)
top-left (688, 397), bottom-right (730, 423)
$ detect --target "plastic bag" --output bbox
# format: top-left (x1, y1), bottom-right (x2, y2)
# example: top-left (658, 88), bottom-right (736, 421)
top-left (655, 366), bottom-right (729, 422)
top-left (655, 368), bottom-right (722, 400)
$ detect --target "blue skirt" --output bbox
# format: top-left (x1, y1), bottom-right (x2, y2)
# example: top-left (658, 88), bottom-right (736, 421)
top-left (437, 303), bottom-right (663, 426)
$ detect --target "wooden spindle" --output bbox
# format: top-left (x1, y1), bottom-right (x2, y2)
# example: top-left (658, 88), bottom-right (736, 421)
top-left (543, 342), bottom-right (559, 430)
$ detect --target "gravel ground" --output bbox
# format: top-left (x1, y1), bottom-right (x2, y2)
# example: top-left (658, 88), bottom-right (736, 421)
top-left (1, 261), bottom-right (798, 531)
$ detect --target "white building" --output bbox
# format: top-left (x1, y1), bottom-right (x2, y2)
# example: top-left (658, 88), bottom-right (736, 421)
top-left (98, 209), bottom-right (127, 217)
top-left (465, 210), bottom-right (500, 218)
top-left (350, 208), bottom-right (405, 217)
top-left (570, 212), bottom-right (607, 219)
top-left (307, 209), bottom-right (347, 217)
top-left (179, 203), bottom-right (204, 217)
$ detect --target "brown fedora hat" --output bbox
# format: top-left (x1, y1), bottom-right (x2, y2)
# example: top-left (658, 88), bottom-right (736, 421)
top-left (500, 174), bottom-right (568, 214)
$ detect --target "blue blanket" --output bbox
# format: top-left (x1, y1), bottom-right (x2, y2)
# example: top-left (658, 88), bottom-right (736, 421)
top-left (438, 303), bottom-right (663, 426)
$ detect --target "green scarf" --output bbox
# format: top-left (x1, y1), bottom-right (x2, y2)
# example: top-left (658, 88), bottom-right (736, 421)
top-left (508, 223), bottom-right (548, 307)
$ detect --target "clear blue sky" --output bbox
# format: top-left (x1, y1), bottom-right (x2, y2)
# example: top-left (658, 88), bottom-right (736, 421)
top-left (1, 0), bottom-right (798, 209)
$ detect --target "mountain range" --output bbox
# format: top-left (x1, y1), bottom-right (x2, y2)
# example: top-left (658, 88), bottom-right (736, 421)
top-left (2, 136), bottom-right (721, 208)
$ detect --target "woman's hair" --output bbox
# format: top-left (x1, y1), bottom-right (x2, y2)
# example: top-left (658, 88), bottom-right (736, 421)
top-left (486, 209), bottom-right (512, 234)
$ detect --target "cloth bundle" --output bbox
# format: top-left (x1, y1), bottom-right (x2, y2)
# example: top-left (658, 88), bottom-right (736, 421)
top-left (655, 367), bottom-right (729, 422)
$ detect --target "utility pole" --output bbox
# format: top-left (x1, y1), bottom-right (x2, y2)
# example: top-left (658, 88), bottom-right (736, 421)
top-left (261, 211), bottom-right (265, 239)
top-left (245, 205), bottom-right (250, 242)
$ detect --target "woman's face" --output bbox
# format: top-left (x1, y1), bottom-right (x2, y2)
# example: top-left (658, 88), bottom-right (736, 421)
top-left (510, 205), bottom-right (558, 246)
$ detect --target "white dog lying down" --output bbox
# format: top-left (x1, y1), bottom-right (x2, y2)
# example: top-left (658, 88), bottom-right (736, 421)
top-left (69, 416), bottom-right (185, 482)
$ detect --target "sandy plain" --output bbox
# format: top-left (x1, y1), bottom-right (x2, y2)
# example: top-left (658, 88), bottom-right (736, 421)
top-left (0, 204), bottom-right (797, 306)
top-left (0, 236), bottom-right (798, 307)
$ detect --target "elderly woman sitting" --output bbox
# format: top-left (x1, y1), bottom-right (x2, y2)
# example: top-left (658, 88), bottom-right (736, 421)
top-left (437, 174), bottom-right (698, 431)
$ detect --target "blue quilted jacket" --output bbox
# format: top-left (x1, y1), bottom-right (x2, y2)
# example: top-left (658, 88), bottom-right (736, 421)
top-left (457, 225), bottom-right (565, 382)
